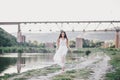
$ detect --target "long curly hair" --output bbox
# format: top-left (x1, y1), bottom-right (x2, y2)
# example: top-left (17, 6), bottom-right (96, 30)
top-left (58, 30), bottom-right (68, 40)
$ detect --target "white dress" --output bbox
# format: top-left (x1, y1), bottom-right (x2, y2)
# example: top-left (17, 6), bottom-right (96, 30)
top-left (53, 38), bottom-right (68, 67)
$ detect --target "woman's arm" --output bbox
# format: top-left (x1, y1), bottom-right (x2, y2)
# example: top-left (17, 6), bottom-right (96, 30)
top-left (66, 39), bottom-right (69, 49)
top-left (66, 39), bottom-right (72, 53)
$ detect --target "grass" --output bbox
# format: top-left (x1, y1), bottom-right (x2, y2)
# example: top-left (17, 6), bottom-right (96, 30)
top-left (0, 73), bottom-right (18, 80)
top-left (0, 65), bottom-right (61, 80)
top-left (52, 69), bottom-right (91, 80)
top-left (104, 48), bottom-right (120, 80)
top-left (13, 78), bottom-right (27, 80)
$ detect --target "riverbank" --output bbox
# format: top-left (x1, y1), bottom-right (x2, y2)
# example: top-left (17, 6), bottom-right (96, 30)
top-left (0, 49), bottom-right (111, 80)
top-left (0, 48), bottom-right (93, 76)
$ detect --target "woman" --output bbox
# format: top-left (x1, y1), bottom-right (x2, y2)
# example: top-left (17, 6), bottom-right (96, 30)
top-left (53, 31), bottom-right (69, 71)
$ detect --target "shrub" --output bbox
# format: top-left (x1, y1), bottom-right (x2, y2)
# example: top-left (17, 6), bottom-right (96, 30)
top-left (85, 50), bottom-right (91, 56)
top-left (17, 48), bottom-right (23, 53)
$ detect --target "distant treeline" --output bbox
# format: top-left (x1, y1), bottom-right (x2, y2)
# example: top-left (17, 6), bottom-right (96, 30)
top-left (0, 27), bottom-right (107, 54)
top-left (0, 47), bottom-right (55, 54)
top-left (0, 27), bottom-right (55, 54)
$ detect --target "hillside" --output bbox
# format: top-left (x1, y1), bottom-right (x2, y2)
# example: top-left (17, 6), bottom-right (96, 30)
top-left (0, 27), bottom-right (17, 47)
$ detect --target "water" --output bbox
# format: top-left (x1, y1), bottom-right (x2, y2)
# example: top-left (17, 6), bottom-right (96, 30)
top-left (0, 53), bottom-right (54, 76)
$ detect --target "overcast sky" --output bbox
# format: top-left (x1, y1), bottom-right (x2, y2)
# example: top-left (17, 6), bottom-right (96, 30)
top-left (0, 0), bottom-right (120, 33)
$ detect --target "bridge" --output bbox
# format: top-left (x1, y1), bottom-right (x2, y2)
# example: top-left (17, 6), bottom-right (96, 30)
top-left (0, 20), bottom-right (120, 48)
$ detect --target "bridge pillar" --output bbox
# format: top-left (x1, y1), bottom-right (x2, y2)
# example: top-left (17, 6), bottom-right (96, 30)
top-left (76, 36), bottom-right (83, 48)
top-left (115, 31), bottom-right (120, 48)
top-left (17, 24), bottom-right (22, 73)
top-left (17, 24), bottom-right (22, 43)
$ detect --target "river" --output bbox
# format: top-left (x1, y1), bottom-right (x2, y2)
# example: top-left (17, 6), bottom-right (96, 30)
top-left (0, 53), bottom-right (54, 76)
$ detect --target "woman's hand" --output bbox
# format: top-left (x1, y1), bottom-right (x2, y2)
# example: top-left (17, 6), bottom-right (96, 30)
top-left (67, 47), bottom-right (70, 50)
top-left (68, 47), bottom-right (72, 53)
top-left (56, 47), bottom-right (59, 50)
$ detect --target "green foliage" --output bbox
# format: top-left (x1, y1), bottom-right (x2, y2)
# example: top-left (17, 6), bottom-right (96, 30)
top-left (0, 57), bottom-right (17, 73)
top-left (69, 40), bottom-right (75, 48)
top-left (17, 48), bottom-right (24, 53)
top-left (66, 70), bottom-right (76, 73)
top-left (0, 27), bottom-right (17, 47)
top-left (0, 47), bottom-right (18, 53)
top-left (105, 49), bottom-right (120, 80)
top-left (0, 73), bottom-right (18, 80)
top-left (106, 71), bottom-right (120, 80)
top-left (0, 48), bottom-right (3, 54)
top-left (85, 50), bottom-right (91, 56)
top-left (88, 41), bottom-right (104, 48)
top-left (0, 46), bottom-right (55, 54)
top-left (53, 76), bottom-right (72, 80)
top-left (109, 45), bottom-right (115, 48)
top-left (14, 78), bottom-right (27, 80)
top-left (72, 49), bottom-right (84, 53)
top-left (53, 69), bottom-right (91, 80)
top-left (83, 39), bottom-right (90, 48)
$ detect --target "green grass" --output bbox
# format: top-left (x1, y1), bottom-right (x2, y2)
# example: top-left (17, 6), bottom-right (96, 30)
top-left (52, 69), bottom-right (91, 80)
top-left (105, 48), bottom-right (120, 80)
top-left (14, 78), bottom-right (27, 80)
top-left (0, 65), bottom-right (61, 80)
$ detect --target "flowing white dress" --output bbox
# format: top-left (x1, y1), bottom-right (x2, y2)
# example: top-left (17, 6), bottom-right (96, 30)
top-left (53, 38), bottom-right (68, 67)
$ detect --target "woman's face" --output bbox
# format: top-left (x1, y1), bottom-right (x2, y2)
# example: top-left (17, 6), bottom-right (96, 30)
top-left (61, 32), bottom-right (65, 37)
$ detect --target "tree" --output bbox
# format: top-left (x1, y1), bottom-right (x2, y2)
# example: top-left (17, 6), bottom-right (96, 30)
top-left (69, 40), bottom-right (76, 48)
top-left (0, 27), bottom-right (17, 47)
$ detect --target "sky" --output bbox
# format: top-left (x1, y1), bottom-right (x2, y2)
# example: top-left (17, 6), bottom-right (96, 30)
top-left (0, 0), bottom-right (120, 33)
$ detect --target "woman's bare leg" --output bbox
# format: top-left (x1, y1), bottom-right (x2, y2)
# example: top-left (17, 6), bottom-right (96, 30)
top-left (61, 55), bottom-right (65, 71)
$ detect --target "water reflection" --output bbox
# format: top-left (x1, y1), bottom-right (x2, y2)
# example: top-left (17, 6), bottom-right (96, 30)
top-left (0, 53), bottom-right (54, 76)
top-left (0, 57), bottom-right (17, 73)
top-left (17, 53), bottom-right (24, 73)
